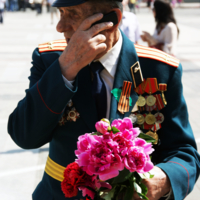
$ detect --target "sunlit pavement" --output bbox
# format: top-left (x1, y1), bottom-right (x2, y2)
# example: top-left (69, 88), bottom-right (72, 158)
top-left (0, 5), bottom-right (200, 200)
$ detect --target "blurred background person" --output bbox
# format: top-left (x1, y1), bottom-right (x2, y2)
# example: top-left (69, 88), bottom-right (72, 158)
top-left (0, 0), bottom-right (5, 23)
top-left (120, 0), bottom-right (141, 43)
top-left (128, 0), bottom-right (136, 13)
top-left (141, 0), bottom-right (179, 56)
top-left (48, 0), bottom-right (58, 24)
top-left (34, 0), bottom-right (43, 15)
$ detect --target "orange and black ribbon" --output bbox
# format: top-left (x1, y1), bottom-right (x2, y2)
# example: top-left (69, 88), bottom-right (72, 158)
top-left (118, 81), bottom-right (132, 114)
top-left (144, 78), bottom-right (159, 94)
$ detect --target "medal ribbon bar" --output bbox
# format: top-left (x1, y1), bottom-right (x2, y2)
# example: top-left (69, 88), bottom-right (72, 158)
top-left (118, 81), bottom-right (132, 114)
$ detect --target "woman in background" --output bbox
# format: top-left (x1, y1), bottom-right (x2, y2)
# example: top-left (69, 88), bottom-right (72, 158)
top-left (141, 0), bottom-right (179, 56)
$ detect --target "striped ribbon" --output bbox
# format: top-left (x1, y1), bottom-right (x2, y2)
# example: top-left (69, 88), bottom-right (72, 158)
top-left (159, 84), bottom-right (167, 92)
top-left (134, 79), bottom-right (146, 95)
top-left (45, 156), bottom-right (65, 182)
top-left (144, 78), bottom-right (158, 94)
top-left (151, 123), bottom-right (161, 131)
top-left (154, 94), bottom-right (165, 111)
top-left (118, 81), bottom-right (132, 114)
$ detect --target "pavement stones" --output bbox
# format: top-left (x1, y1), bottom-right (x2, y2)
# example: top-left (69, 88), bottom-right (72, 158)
top-left (0, 6), bottom-right (200, 200)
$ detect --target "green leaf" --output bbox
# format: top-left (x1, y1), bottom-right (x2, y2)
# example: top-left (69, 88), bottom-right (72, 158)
top-left (112, 168), bottom-right (132, 184)
top-left (124, 180), bottom-right (134, 200)
top-left (137, 192), bottom-right (149, 200)
top-left (138, 172), bottom-right (154, 179)
top-left (139, 182), bottom-right (148, 196)
top-left (111, 126), bottom-right (120, 134)
top-left (102, 186), bottom-right (116, 200)
top-left (138, 133), bottom-right (156, 143)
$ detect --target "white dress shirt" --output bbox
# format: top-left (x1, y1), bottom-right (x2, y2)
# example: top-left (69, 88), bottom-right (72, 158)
top-left (62, 31), bottom-right (123, 119)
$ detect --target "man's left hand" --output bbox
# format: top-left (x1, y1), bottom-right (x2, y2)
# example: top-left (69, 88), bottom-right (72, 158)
top-left (133, 166), bottom-right (171, 200)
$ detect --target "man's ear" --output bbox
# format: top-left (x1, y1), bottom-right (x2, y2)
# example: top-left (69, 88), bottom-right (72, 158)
top-left (107, 8), bottom-right (122, 33)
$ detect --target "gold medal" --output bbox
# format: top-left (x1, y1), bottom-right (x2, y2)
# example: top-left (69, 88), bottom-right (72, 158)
top-left (145, 113), bottom-right (156, 125)
top-left (136, 114), bottom-right (145, 125)
top-left (146, 95), bottom-right (156, 106)
top-left (146, 131), bottom-right (159, 145)
top-left (136, 95), bottom-right (146, 107)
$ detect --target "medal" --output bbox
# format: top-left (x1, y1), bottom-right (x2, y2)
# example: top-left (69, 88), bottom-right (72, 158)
top-left (144, 78), bottom-right (159, 95)
top-left (129, 114), bottom-right (138, 125)
top-left (146, 95), bottom-right (156, 106)
top-left (154, 112), bottom-right (164, 123)
top-left (135, 79), bottom-right (146, 107)
top-left (66, 107), bottom-right (80, 122)
top-left (136, 114), bottom-right (145, 125)
top-left (137, 96), bottom-right (146, 107)
top-left (146, 131), bottom-right (159, 145)
top-left (145, 113), bottom-right (156, 125)
top-left (159, 83), bottom-right (167, 105)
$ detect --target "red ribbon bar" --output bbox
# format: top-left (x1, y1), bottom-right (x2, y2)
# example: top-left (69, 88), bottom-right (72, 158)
top-left (134, 79), bottom-right (146, 95)
top-left (144, 78), bottom-right (158, 94)
top-left (118, 81), bottom-right (132, 114)
top-left (154, 94), bottom-right (165, 111)
top-left (159, 83), bottom-right (167, 92)
top-left (151, 123), bottom-right (161, 131)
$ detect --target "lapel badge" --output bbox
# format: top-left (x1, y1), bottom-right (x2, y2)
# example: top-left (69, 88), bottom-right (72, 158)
top-left (130, 61), bottom-right (143, 88)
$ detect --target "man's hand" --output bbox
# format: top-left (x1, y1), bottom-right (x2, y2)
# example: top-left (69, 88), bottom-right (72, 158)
top-left (133, 166), bottom-right (171, 200)
top-left (59, 13), bottom-right (113, 81)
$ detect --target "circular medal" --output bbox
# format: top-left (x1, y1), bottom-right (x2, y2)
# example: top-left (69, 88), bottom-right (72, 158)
top-left (146, 131), bottom-right (158, 145)
top-left (136, 114), bottom-right (145, 125)
top-left (137, 95), bottom-right (146, 107)
top-left (154, 112), bottom-right (164, 123)
top-left (129, 114), bottom-right (138, 125)
top-left (145, 113), bottom-right (156, 125)
top-left (146, 95), bottom-right (156, 106)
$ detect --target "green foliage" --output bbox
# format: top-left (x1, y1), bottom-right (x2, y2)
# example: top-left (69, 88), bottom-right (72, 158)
top-left (138, 133), bottom-right (156, 143)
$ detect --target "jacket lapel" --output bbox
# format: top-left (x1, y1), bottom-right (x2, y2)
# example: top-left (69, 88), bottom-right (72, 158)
top-left (72, 66), bottom-right (98, 132)
top-left (110, 32), bottom-right (139, 121)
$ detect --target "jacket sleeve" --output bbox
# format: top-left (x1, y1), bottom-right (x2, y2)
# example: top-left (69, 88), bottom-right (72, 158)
top-left (7, 48), bottom-right (78, 149)
top-left (155, 63), bottom-right (200, 200)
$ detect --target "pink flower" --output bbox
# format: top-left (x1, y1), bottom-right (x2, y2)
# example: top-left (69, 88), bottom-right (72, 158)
top-left (124, 146), bottom-right (154, 173)
top-left (95, 120), bottom-right (110, 135)
top-left (111, 117), bottom-right (133, 132)
top-left (76, 135), bottom-right (124, 181)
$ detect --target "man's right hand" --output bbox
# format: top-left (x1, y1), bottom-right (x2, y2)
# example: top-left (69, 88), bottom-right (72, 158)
top-left (59, 13), bottom-right (113, 81)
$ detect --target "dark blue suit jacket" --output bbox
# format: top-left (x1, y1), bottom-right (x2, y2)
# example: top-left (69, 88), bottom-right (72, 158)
top-left (8, 32), bottom-right (200, 200)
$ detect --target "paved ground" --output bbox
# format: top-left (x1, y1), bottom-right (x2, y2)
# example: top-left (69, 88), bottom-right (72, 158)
top-left (0, 5), bottom-right (200, 200)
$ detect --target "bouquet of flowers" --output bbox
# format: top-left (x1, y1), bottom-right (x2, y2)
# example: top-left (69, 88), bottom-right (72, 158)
top-left (61, 117), bottom-right (155, 200)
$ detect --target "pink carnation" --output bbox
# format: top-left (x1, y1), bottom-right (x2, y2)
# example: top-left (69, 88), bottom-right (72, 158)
top-left (95, 120), bottom-right (110, 135)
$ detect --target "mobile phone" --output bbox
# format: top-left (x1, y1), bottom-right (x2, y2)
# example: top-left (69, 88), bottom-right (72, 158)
top-left (91, 11), bottom-right (118, 27)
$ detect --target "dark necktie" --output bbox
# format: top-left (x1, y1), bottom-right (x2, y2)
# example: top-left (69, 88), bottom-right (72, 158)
top-left (90, 61), bottom-right (107, 121)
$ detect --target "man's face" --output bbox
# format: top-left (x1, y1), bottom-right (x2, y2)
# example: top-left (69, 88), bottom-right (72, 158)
top-left (56, 3), bottom-right (94, 42)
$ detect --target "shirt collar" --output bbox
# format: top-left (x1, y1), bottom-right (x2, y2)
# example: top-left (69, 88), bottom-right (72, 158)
top-left (98, 31), bottom-right (122, 78)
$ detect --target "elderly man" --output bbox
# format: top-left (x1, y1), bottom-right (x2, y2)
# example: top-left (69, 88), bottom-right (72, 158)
top-left (8, 0), bottom-right (200, 200)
